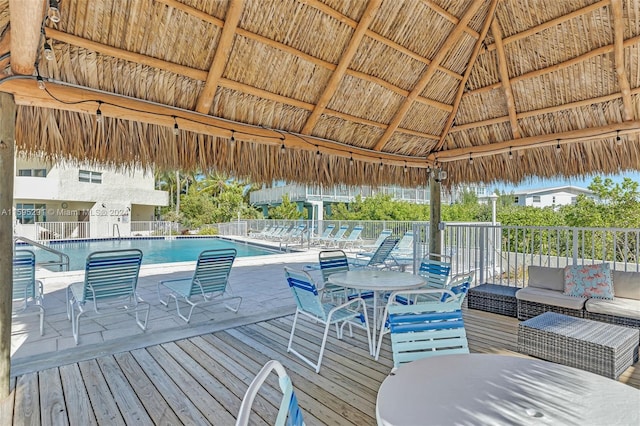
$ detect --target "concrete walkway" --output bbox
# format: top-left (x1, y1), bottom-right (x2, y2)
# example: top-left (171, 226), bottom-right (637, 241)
top-left (11, 243), bottom-right (326, 376)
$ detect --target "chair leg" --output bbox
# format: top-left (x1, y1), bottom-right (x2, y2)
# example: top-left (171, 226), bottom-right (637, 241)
top-left (174, 296), bottom-right (197, 323)
top-left (287, 310), bottom-right (300, 353)
top-left (315, 321), bottom-right (332, 373)
top-left (38, 304), bottom-right (45, 336)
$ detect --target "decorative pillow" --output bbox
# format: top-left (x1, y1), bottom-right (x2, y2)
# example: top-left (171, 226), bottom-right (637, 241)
top-left (563, 263), bottom-right (614, 300)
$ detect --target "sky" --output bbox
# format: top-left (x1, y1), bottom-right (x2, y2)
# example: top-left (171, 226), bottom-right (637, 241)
top-left (491, 171), bottom-right (640, 193)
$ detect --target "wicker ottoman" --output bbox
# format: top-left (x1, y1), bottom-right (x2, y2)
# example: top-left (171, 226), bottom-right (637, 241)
top-left (467, 284), bottom-right (519, 317)
top-left (518, 312), bottom-right (639, 379)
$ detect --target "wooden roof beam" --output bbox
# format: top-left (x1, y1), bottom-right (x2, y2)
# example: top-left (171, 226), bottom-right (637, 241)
top-left (485, 0), bottom-right (610, 52)
top-left (452, 86), bottom-right (640, 133)
top-left (431, 120), bottom-right (640, 163)
top-left (0, 29), bottom-right (11, 75)
top-left (9, 0), bottom-right (47, 76)
top-left (466, 33), bottom-right (640, 97)
top-left (44, 29), bottom-right (442, 141)
top-left (433, 0), bottom-right (498, 153)
top-left (611, 0), bottom-right (634, 121)
top-left (420, 0), bottom-right (480, 39)
top-left (372, 0), bottom-right (485, 152)
top-left (491, 19), bottom-right (521, 139)
top-left (0, 77), bottom-right (434, 169)
top-left (301, 0), bottom-right (382, 134)
top-left (194, 0), bottom-right (244, 114)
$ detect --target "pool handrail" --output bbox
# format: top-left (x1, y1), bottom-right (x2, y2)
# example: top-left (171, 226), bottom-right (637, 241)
top-left (13, 236), bottom-right (70, 272)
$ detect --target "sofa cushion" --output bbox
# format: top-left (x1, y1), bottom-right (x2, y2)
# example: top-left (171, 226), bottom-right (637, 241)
top-left (528, 266), bottom-right (565, 291)
top-left (563, 263), bottom-right (614, 300)
top-left (612, 271), bottom-right (640, 300)
top-left (585, 297), bottom-right (640, 320)
top-left (516, 287), bottom-right (587, 310)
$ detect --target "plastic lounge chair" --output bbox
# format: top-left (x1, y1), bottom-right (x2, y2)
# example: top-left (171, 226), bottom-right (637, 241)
top-left (352, 236), bottom-right (400, 270)
top-left (336, 225), bottom-right (364, 250)
top-left (236, 360), bottom-right (305, 426)
top-left (66, 249), bottom-right (148, 345)
top-left (278, 223), bottom-right (307, 244)
top-left (310, 224), bottom-right (335, 245)
top-left (319, 224), bottom-right (349, 247)
top-left (158, 248), bottom-right (241, 323)
top-left (284, 267), bottom-right (372, 372)
top-left (359, 229), bottom-right (392, 252)
top-left (13, 249), bottom-right (45, 336)
top-left (376, 280), bottom-right (471, 365)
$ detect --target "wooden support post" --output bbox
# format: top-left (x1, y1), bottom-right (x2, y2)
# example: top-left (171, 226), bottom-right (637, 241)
top-left (429, 172), bottom-right (442, 258)
top-left (0, 92), bottom-right (16, 398)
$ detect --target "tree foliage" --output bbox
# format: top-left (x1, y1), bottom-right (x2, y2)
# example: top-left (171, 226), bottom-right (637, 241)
top-left (329, 194), bottom-right (429, 221)
top-left (268, 194), bottom-right (307, 219)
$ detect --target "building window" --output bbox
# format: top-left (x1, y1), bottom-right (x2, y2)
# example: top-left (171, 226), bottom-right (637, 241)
top-left (17, 169), bottom-right (47, 177)
top-left (533, 195), bottom-right (541, 203)
top-left (79, 170), bottom-right (102, 184)
top-left (552, 196), bottom-right (556, 204)
top-left (514, 196), bottom-right (519, 203)
top-left (15, 203), bottom-right (47, 224)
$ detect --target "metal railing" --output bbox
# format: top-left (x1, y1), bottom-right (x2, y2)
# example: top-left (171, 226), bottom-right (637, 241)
top-left (33, 221), bottom-right (90, 240)
top-left (130, 221), bottom-right (179, 236)
top-left (13, 236), bottom-right (70, 271)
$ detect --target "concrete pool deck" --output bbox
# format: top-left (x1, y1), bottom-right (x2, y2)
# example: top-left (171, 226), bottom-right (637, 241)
top-left (10, 239), bottom-right (326, 376)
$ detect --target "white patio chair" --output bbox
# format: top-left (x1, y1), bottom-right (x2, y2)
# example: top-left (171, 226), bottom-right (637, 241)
top-left (236, 360), bottom-right (305, 426)
top-left (157, 248), bottom-right (241, 322)
top-left (284, 267), bottom-right (372, 372)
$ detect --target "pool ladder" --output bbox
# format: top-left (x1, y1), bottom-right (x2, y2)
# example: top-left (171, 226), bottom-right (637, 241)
top-left (113, 224), bottom-right (121, 239)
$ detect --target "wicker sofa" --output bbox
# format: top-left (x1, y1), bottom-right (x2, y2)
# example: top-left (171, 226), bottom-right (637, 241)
top-left (515, 265), bottom-right (640, 329)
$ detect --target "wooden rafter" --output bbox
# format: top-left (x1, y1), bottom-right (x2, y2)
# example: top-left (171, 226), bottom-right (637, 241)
top-left (420, 0), bottom-right (480, 39)
top-left (301, 0), bottom-right (382, 134)
top-left (433, 0), bottom-right (498, 153)
top-left (611, 0), bottom-right (634, 121)
top-left (451, 86), bottom-right (640, 133)
top-left (45, 28), bottom-right (442, 141)
top-left (0, 77), bottom-right (435, 169)
top-left (485, 0), bottom-right (609, 52)
top-left (491, 19), bottom-right (521, 139)
top-left (194, 0), bottom-right (244, 114)
top-left (155, 0), bottom-right (456, 111)
top-left (372, 0), bottom-right (484, 152)
top-left (0, 29), bottom-right (10, 74)
top-left (430, 120), bottom-right (640, 163)
top-left (8, 0), bottom-right (46, 76)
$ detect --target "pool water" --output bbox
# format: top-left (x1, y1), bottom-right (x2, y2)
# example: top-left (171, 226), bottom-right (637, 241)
top-left (33, 237), bottom-right (279, 271)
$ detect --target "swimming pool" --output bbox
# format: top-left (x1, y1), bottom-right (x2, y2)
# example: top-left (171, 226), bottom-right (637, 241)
top-left (31, 237), bottom-right (281, 271)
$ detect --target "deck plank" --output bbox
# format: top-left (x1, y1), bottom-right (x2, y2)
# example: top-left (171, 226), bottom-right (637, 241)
top-left (13, 372), bottom-right (39, 426)
top-left (0, 378), bottom-right (15, 425)
top-left (77, 359), bottom-right (125, 425)
top-left (38, 368), bottom-right (68, 426)
top-left (58, 363), bottom-right (98, 426)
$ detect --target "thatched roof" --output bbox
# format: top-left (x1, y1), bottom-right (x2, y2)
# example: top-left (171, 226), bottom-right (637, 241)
top-left (1, 0), bottom-right (639, 188)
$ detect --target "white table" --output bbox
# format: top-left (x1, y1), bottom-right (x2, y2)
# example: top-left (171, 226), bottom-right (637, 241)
top-left (327, 270), bottom-right (425, 355)
top-left (376, 353), bottom-right (640, 426)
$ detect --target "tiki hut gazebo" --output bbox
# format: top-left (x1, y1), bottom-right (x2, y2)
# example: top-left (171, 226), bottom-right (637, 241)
top-left (0, 0), bottom-right (639, 394)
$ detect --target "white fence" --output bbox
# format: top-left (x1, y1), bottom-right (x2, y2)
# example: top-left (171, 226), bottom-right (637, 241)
top-left (23, 221), bottom-right (179, 240)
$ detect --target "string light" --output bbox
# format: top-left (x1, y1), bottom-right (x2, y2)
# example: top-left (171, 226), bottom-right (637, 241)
top-left (280, 139), bottom-right (286, 153)
top-left (349, 154), bottom-right (354, 166)
top-left (43, 41), bottom-right (54, 61)
top-left (616, 131), bottom-right (622, 145)
top-left (230, 130), bottom-right (236, 143)
top-left (469, 154), bottom-right (473, 164)
top-left (48, 0), bottom-right (61, 23)
top-left (96, 101), bottom-right (103, 123)
top-left (36, 75), bottom-right (46, 90)
top-left (173, 116), bottom-right (179, 136)
top-left (508, 147), bottom-right (513, 160)
top-left (379, 160), bottom-right (384, 170)
top-left (316, 146), bottom-right (321, 160)
top-left (556, 139), bottom-right (561, 152)
top-left (404, 162), bottom-right (408, 173)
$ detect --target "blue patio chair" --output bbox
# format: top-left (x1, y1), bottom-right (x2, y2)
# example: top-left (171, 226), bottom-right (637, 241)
top-left (158, 248), bottom-right (241, 323)
top-left (418, 255), bottom-right (452, 289)
top-left (310, 224), bottom-right (335, 245)
top-left (319, 224), bottom-right (349, 247)
top-left (236, 360), bottom-right (305, 426)
top-left (284, 267), bottom-right (372, 372)
top-left (376, 280), bottom-right (471, 366)
top-left (352, 236), bottom-right (400, 270)
top-left (66, 249), bottom-right (148, 345)
top-left (318, 249), bottom-right (350, 301)
top-left (13, 250), bottom-right (45, 336)
top-left (336, 225), bottom-right (364, 250)
top-left (358, 229), bottom-right (392, 252)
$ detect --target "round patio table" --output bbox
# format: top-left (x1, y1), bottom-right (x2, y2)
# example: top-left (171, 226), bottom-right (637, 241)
top-left (376, 353), bottom-right (640, 426)
top-left (327, 270), bottom-right (425, 355)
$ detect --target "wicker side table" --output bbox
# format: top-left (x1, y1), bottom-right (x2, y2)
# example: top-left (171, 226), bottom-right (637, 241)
top-left (518, 312), bottom-right (639, 379)
top-left (467, 284), bottom-right (519, 317)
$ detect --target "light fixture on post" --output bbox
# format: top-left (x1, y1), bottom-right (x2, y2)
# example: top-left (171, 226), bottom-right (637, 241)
top-left (48, 0), bottom-right (61, 23)
top-left (173, 116), bottom-right (179, 136)
top-left (616, 131), bottom-right (622, 145)
top-left (43, 41), bottom-right (54, 61)
top-left (96, 101), bottom-right (103, 123)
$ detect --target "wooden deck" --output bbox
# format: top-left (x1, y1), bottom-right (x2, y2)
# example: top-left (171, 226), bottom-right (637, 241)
top-left (1, 308), bottom-right (638, 425)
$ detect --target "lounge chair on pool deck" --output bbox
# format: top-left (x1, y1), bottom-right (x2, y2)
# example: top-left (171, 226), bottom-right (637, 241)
top-left (66, 249), bottom-right (148, 345)
top-left (158, 248), bottom-right (242, 323)
top-left (310, 224), bottom-right (335, 245)
top-left (335, 225), bottom-right (364, 250)
top-left (358, 229), bottom-right (392, 253)
top-left (319, 224), bottom-right (349, 247)
top-left (13, 249), bottom-right (45, 336)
